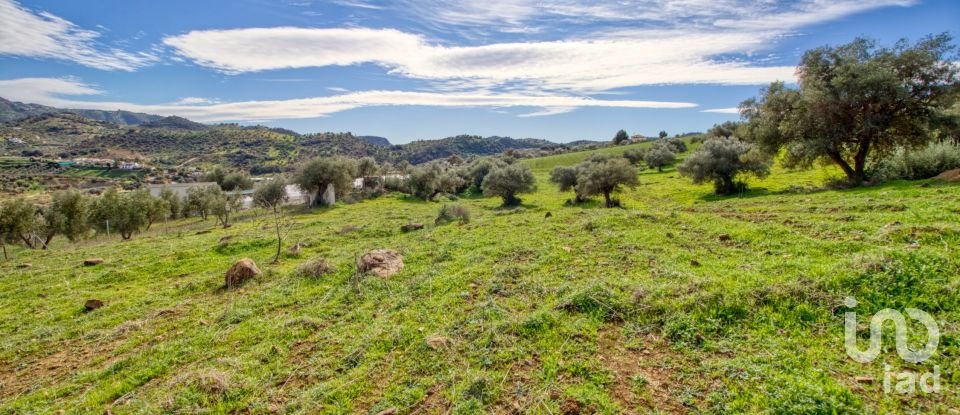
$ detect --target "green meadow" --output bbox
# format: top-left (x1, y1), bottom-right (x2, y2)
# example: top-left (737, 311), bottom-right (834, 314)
top-left (1, 142), bottom-right (958, 414)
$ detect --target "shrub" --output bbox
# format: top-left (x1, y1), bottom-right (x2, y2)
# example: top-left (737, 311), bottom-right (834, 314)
top-left (678, 136), bottom-right (771, 195)
top-left (558, 284), bottom-right (627, 321)
top-left (645, 142), bottom-right (676, 171)
top-left (435, 204), bottom-right (470, 225)
top-left (295, 258), bottom-right (336, 278)
top-left (220, 172), bottom-right (253, 191)
top-left (408, 162), bottom-right (465, 200)
top-left (622, 148), bottom-right (647, 165)
top-left (870, 142), bottom-right (960, 181)
top-left (482, 164), bottom-right (536, 206)
top-left (665, 137), bottom-right (688, 153)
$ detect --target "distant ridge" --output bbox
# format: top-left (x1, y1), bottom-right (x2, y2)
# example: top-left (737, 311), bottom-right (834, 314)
top-left (357, 135), bottom-right (391, 146)
top-left (0, 97), bottom-right (163, 125)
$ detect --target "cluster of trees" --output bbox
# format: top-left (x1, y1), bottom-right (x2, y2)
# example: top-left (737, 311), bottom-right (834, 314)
top-left (0, 188), bottom-right (163, 255)
top-left (402, 156), bottom-right (536, 206)
top-left (0, 180), bottom-right (261, 255)
top-left (677, 34), bottom-right (959, 193)
top-left (622, 138), bottom-right (687, 171)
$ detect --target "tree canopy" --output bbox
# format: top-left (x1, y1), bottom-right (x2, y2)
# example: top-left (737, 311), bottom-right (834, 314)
top-left (293, 157), bottom-right (357, 206)
top-left (612, 129), bottom-right (630, 145)
top-left (740, 34), bottom-right (959, 184)
top-left (678, 137), bottom-right (770, 195)
top-left (482, 164), bottom-right (536, 206)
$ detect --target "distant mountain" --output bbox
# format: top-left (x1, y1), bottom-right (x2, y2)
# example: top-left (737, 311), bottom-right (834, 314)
top-left (0, 97), bottom-right (58, 123)
top-left (401, 134), bottom-right (556, 164)
top-left (0, 97), bottom-right (163, 125)
top-left (357, 135), bottom-right (391, 147)
top-left (1, 99), bottom-right (566, 169)
top-left (141, 116), bottom-right (208, 130)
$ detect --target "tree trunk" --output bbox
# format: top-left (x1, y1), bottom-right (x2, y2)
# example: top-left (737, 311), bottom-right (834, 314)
top-left (852, 139), bottom-right (872, 185)
top-left (19, 234), bottom-right (35, 249)
top-left (827, 150), bottom-right (859, 184)
top-left (273, 209), bottom-right (282, 264)
top-left (2, 240), bottom-right (7, 260)
top-left (43, 233), bottom-right (55, 249)
top-left (603, 191), bottom-right (612, 207)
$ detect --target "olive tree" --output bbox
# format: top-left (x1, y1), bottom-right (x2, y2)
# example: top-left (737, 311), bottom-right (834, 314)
top-left (574, 155), bottom-right (639, 207)
top-left (740, 34), bottom-right (959, 184)
top-left (186, 185), bottom-right (219, 220)
top-left (482, 164), bottom-right (536, 206)
top-left (0, 198), bottom-right (40, 251)
top-left (549, 165), bottom-right (585, 203)
top-left (645, 143), bottom-right (677, 172)
top-left (678, 137), bottom-right (770, 195)
top-left (293, 157), bottom-right (357, 207)
top-left (41, 189), bottom-right (91, 247)
top-left (91, 188), bottom-right (151, 240)
top-left (158, 187), bottom-right (182, 219)
top-left (254, 178), bottom-right (290, 263)
top-left (208, 188), bottom-right (242, 228)
top-left (2, 198), bottom-right (40, 249)
top-left (623, 148), bottom-right (647, 165)
top-left (408, 162), bottom-right (465, 200)
top-left (665, 138), bottom-right (688, 153)
top-left (221, 172), bottom-right (254, 191)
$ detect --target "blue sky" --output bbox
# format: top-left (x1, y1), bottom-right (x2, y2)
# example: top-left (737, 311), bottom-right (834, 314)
top-left (0, 0), bottom-right (957, 143)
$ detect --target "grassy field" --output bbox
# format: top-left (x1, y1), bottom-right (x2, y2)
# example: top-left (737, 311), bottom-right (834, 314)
top-left (1, 143), bottom-right (958, 414)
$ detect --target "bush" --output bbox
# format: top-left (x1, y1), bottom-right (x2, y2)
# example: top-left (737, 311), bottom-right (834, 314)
top-left (645, 142), bottom-right (676, 171)
top-left (295, 258), bottom-right (336, 278)
top-left (435, 204), bottom-right (470, 225)
top-left (665, 137), bottom-right (688, 153)
top-left (482, 164), bottom-right (536, 206)
top-left (870, 142), bottom-right (960, 181)
top-left (678, 137), bottom-right (771, 195)
top-left (408, 162), bottom-right (465, 200)
top-left (622, 148), bottom-right (647, 165)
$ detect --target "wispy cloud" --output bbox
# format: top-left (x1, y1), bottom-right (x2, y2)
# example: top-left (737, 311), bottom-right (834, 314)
top-left (331, 0), bottom-right (384, 10)
top-left (164, 27), bottom-right (797, 93)
top-left (701, 107), bottom-right (740, 114)
top-left (0, 0), bottom-right (157, 71)
top-left (0, 77), bottom-right (697, 122)
top-left (391, 0), bottom-right (914, 34)
top-left (161, 1), bottom-right (911, 94)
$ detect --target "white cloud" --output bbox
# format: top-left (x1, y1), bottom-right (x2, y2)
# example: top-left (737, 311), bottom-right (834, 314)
top-left (159, 1), bottom-right (913, 95)
top-left (164, 27), bottom-right (797, 93)
top-left (172, 97), bottom-right (221, 105)
top-left (0, 0), bottom-right (157, 71)
top-left (702, 107), bottom-right (740, 114)
top-left (331, 0), bottom-right (383, 10)
top-left (394, 0), bottom-right (913, 33)
top-left (0, 77), bottom-right (697, 122)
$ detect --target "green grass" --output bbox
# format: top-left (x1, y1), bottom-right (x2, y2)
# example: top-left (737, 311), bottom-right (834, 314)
top-left (1, 146), bottom-right (958, 414)
top-left (59, 167), bottom-right (145, 179)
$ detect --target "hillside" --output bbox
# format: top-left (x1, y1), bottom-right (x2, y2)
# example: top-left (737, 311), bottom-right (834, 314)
top-left (0, 97), bottom-right (163, 125)
top-left (1, 143), bottom-right (957, 413)
top-left (401, 135), bottom-right (557, 164)
top-left (1, 105), bottom-right (570, 170)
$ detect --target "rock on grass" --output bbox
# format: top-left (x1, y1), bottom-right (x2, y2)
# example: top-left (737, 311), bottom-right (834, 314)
top-left (225, 258), bottom-right (261, 288)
